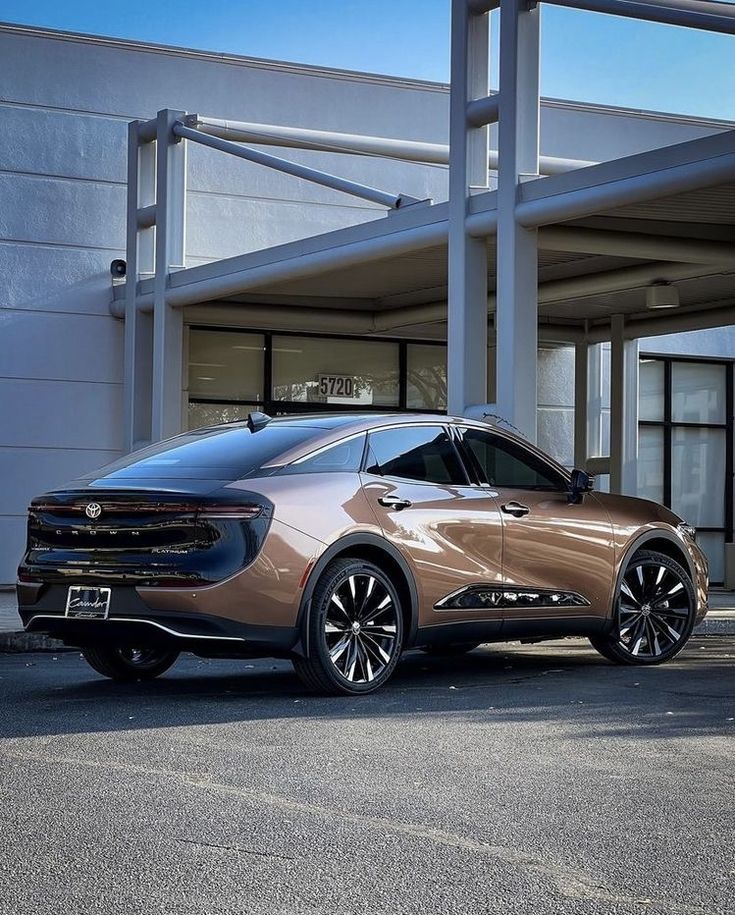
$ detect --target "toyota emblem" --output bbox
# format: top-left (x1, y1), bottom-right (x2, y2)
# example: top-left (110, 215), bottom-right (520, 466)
top-left (85, 502), bottom-right (102, 520)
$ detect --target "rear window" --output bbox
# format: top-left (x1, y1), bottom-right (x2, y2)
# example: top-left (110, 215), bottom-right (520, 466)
top-left (83, 425), bottom-right (324, 482)
top-left (279, 435), bottom-right (366, 475)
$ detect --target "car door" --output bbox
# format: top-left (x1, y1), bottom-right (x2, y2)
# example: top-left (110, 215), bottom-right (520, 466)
top-left (360, 423), bottom-right (505, 634)
top-left (457, 426), bottom-right (616, 632)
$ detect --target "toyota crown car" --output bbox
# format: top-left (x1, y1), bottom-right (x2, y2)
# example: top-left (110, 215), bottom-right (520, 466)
top-left (18, 412), bottom-right (709, 694)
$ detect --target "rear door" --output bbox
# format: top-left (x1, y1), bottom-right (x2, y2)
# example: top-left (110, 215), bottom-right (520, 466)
top-left (360, 424), bottom-right (504, 633)
top-left (457, 426), bottom-right (615, 629)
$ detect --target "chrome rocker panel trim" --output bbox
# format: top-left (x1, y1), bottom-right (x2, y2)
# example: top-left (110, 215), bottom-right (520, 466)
top-left (434, 584), bottom-right (591, 612)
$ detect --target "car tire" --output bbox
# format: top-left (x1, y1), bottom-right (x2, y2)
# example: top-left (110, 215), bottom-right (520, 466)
top-left (81, 646), bottom-right (180, 681)
top-left (590, 550), bottom-right (697, 666)
top-left (293, 557), bottom-right (404, 695)
top-left (420, 643), bottom-right (481, 656)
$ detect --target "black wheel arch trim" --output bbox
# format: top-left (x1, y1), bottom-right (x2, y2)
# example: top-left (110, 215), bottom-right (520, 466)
top-left (295, 532), bottom-right (420, 656)
top-left (606, 529), bottom-right (696, 631)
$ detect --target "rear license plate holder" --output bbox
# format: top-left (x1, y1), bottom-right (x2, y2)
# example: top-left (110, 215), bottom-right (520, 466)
top-left (65, 586), bottom-right (111, 620)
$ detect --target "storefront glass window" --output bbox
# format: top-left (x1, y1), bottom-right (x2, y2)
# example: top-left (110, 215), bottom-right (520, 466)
top-left (637, 426), bottom-right (664, 504)
top-left (638, 355), bottom-right (731, 585)
top-left (188, 402), bottom-right (257, 430)
top-left (639, 359), bottom-right (665, 422)
top-left (671, 426), bottom-right (726, 528)
top-left (407, 344), bottom-right (447, 410)
top-left (188, 330), bottom-right (264, 402)
top-left (272, 335), bottom-right (399, 406)
top-left (671, 362), bottom-right (726, 424)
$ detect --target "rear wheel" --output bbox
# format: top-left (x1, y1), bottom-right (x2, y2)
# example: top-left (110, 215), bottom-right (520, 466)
top-left (81, 646), bottom-right (180, 681)
top-left (590, 550), bottom-right (696, 665)
top-left (293, 558), bottom-right (404, 695)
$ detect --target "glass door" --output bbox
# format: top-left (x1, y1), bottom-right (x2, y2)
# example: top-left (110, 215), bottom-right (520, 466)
top-left (639, 356), bottom-right (733, 584)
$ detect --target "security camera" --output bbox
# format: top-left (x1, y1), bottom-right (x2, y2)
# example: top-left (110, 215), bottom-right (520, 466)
top-left (110, 259), bottom-right (127, 278)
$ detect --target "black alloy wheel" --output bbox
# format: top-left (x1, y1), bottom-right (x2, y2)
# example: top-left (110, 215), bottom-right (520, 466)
top-left (81, 645), bottom-right (180, 681)
top-left (293, 558), bottom-right (404, 695)
top-left (590, 550), bottom-right (696, 665)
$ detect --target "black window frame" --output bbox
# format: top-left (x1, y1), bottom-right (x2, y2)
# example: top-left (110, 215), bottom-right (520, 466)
top-left (362, 423), bottom-right (470, 487)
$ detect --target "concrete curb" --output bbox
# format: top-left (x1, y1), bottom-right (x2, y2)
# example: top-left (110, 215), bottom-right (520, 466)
top-left (0, 631), bottom-right (69, 652)
top-left (694, 614), bottom-right (735, 636)
top-left (2, 615), bottom-right (735, 652)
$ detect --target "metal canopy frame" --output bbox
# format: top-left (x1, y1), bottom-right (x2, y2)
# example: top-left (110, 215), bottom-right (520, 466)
top-left (117, 0), bottom-right (735, 496)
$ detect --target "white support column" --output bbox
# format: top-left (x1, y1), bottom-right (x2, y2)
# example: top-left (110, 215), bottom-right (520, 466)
top-left (123, 121), bottom-right (155, 452)
top-left (574, 341), bottom-right (589, 470)
top-left (447, 0), bottom-right (490, 415)
top-left (587, 343), bottom-right (601, 456)
top-left (495, 0), bottom-right (540, 441)
top-left (623, 336), bottom-right (640, 495)
top-left (152, 109), bottom-right (187, 442)
top-left (610, 315), bottom-right (639, 494)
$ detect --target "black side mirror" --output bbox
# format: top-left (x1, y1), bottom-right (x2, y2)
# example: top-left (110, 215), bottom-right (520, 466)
top-left (568, 468), bottom-right (594, 504)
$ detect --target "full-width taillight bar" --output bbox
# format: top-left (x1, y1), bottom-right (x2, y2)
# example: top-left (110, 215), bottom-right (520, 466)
top-left (198, 504), bottom-right (263, 520)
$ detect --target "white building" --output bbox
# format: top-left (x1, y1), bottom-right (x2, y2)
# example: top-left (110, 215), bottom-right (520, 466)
top-left (2, 14), bottom-right (734, 584)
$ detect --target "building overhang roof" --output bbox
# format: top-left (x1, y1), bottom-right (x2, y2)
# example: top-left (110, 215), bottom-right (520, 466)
top-left (114, 129), bottom-right (735, 343)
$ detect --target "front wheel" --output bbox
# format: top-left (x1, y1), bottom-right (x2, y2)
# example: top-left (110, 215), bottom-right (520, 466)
top-left (590, 550), bottom-right (696, 666)
top-left (81, 646), bottom-right (180, 681)
top-left (293, 558), bottom-right (404, 695)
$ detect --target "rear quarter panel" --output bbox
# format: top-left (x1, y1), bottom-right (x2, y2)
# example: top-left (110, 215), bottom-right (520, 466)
top-left (144, 472), bottom-right (382, 628)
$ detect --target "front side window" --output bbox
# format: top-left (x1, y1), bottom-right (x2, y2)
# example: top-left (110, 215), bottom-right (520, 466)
top-left (365, 426), bottom-right (466, 485)
top-left (460, 429), bottom-right (565, 490)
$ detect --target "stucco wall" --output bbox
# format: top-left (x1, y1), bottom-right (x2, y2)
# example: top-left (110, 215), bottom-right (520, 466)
top-left (0, 23), bottom-right (731, 582)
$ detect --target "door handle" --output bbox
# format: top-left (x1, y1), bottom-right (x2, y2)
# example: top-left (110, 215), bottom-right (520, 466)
top-left (501, 501), bottom-right (530, 518)
top-left (378, 495), bottom-right (412, 511)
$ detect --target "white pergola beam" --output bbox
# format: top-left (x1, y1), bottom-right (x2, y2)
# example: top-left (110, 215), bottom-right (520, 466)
top-left (494, 0), bottom-right (541, 441)
top-left (174, 122), bottom-right (420, 209)
top-left (609, 314), bottom-right (639, 494)
top-left (574, 341), bottom-right (589, 469)
top-left (468, 0), bottom-right (501, 13)
top-left (447, 0), bottom-right (491, 414)
top-left (539, 225), bottom-right (735, 265)
top-left (151, 109), bottom-right (187, 442)
top-left (191, 114), bottom-right (594, 175)
top-left (517, 137), bottom-right (735, 227)
top-left (123, 121), bottom-right (154, 452)
top-left (467, 94), bottom-right (501, 128)
top-left (545, 0), bottom-right (735, 35)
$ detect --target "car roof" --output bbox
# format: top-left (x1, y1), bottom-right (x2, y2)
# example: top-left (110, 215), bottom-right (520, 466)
top-left (242, 411), bottom-right (558, 472)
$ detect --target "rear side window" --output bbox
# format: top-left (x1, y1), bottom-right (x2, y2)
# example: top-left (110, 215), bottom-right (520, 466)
top-left (461, 428), bottom-right (565, 490)
top-left (365, 426), bottom-right (466, 485)
top-left (280, 435), bottom-right (366, 475)
top-left (83, 425), bottom-right (324, 482)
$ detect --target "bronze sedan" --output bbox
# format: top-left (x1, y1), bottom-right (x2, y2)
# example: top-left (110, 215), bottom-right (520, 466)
top-left (18, 413), bottom-right (708, 694)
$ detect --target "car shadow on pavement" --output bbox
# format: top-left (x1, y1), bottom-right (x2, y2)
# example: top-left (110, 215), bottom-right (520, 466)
top-left (2, 637), bottom-right (734, 742)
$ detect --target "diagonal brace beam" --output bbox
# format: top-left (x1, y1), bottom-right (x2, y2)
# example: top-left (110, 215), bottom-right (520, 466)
top-left (172, 122), bottom-right (424, 210)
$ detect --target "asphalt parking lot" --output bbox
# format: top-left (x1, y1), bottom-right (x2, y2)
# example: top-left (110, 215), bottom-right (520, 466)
top-left (1, 638), bottom-right (734, 915)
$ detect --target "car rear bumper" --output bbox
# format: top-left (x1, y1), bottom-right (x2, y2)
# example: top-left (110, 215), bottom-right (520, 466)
top-left (18, 583), bottom-right (300, 658)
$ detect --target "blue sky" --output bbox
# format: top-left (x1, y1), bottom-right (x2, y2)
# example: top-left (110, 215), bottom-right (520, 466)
top-left (2, 0), bottom-right (734, 120)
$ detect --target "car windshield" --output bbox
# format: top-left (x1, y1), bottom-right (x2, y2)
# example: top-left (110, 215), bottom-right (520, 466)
top-left (82, 424), bottom-right (325, 481)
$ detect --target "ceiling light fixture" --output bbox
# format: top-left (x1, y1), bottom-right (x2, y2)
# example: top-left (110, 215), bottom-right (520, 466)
top-left (646, 282), bottom-right (680, 310)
